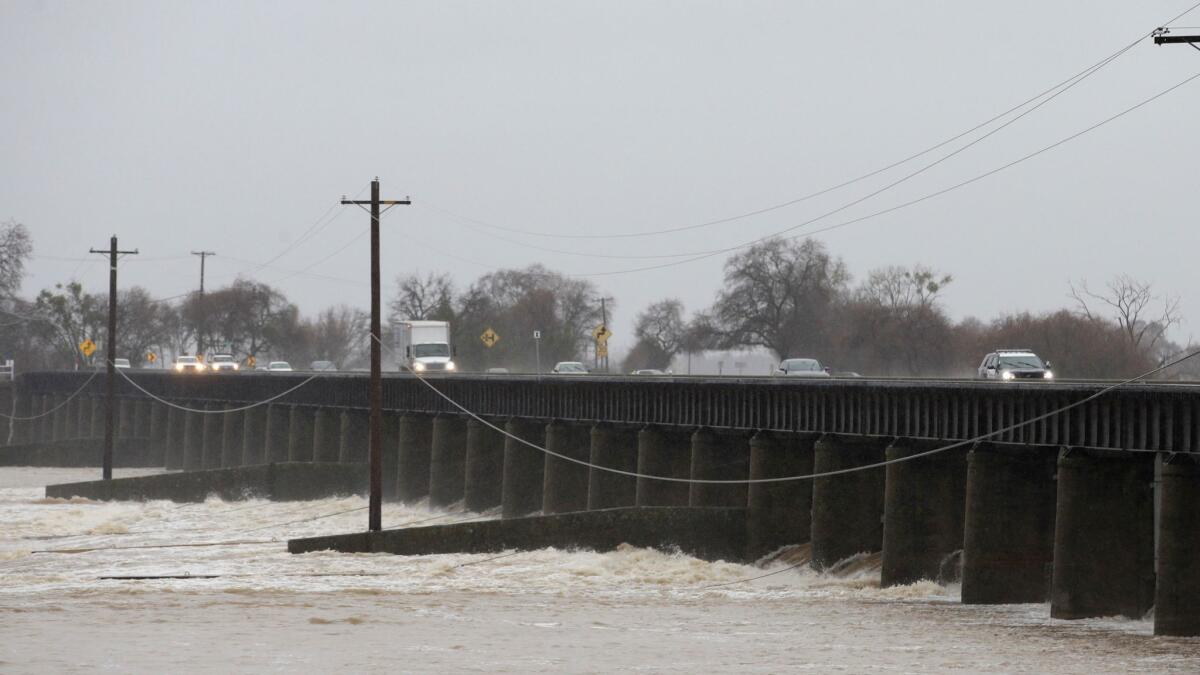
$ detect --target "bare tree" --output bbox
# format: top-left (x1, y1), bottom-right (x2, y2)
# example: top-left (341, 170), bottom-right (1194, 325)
top-left (1070, 275), bottom-right (1181, 359)
top-left (634, 299), bottom-right (686, 357)
top-left (0, 220), bottom-right (33, 299)
top-left (390, 272), bottom-right (455, 322)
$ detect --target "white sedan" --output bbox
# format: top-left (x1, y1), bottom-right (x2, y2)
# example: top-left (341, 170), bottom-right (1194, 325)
top-left (267, 361), bottom-right (294, 372)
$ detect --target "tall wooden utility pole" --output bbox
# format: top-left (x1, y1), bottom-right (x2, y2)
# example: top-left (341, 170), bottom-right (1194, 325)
top-left (89, 236), bottom-right (138, 480)
top-left (191, 250), bottom-right (215, 356)
top-left (342, 179), bottom-right (410, 532)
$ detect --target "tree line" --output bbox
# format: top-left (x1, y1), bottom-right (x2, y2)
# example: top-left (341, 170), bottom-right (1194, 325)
top-left (2, 217), bottom-right (1193, 379)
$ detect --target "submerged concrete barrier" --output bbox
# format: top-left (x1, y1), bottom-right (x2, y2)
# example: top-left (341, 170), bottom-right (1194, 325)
top-left (541, 420), bottom-right (590, 515)
top-left (45, 462), bottom-right (368, 502)
top-left (961, 442), bottom-right (1057, 604)
top-left (1156, 453), bottom-right (1200, 636)
top-left (289, 506), bottom-right (749, 563)
top-left (810, 434), bottom-right (887, 570)
top-left (0, 437), bottom-right (164, 467)
top-left (746, 430), bottom-right (816, 560)
top-left (881, 437), bottom-right (968, 587)
top-left (1050, 448), bottom-right (1154, 620)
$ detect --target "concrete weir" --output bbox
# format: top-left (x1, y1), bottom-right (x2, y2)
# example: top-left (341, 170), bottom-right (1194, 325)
top-left (288, 506), bottom-right (748, 563)
top-left (45, 462), bottom-right (368, 503)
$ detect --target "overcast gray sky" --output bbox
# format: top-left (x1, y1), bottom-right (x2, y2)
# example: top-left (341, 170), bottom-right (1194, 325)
top-left (4, 1), bottom-right (1199, 357)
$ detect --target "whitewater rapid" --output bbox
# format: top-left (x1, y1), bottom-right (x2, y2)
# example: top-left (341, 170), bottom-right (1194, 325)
top-left (1, 467), bottom-right (1197, 673)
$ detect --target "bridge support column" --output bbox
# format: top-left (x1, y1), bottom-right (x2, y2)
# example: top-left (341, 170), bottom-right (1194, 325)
top-left (312, 408), bottom-right (341, 463)
top-left (397, 414), bottom-right (434, 503)
top-left (264, 403), bottom-right (291, 464)
top-left (9, 394), bottom-right (31, 445)
top-left (148, 403), bottom-right (167, 465)
top-left (288, 405), bottom-right (316, 462)
top-left (181, 402), bottom-right (205, 471)
top-left (51, 395), bottom-right (68, 441)
top-left (339, 409), bottom-right (369, 464)
top-left (811, 434), bottom-right (887, 570)
top-left (635, 426), bottom-right (692, 507)
top-left (89, 395), bottom-right (104, 440)
top-left (502, 417), bottom-right (545, 519)
top-left (747, 431), bottom-right (817, 560)
top-left (961, 442), bottom-right (1057, 604)
top-left (220, 409), bottom-right (244, 468)
top-left (117, 397), bottom-right (135, 440)
top-left (240, 405), bottom-right (267, 466)
top-left (62, 396), bottom-right (78, 439)
top-left (36, 394), bottom-right (52, 443)
top-left (543, 421), bottom-right (591, 515)
top-left (164, 405), bottom-right (185, 469)
top-left (78, 394), bottom-right (93, 439)
top-left (201, 402), bottom-right (224, 470)
top-left (1156, 454), bottom-right (1200, 636)
top-left (134, 399), bottom-right (152, 439)
top-left (465, 417), bottom-right (506, 512)
top-left (381, 413), bottom-right (400, 501)
top-left (881, 438), bottom-right (968, 587)
top-left (430, 415), bottom-right (468, 508)
top-left (1051, 448), bottom-right (1154, 619)
top-left (689, 428), bottom-right (750, 508)
top-left (587, 423), bottom-right (638, 510)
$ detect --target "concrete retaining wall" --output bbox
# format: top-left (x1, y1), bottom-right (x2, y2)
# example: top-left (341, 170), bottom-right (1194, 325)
top-left (45, 462), bottom-right (367, 502)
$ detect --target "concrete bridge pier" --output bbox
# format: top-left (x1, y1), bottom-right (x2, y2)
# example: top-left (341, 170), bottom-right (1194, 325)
top-left (241, 405), bottom-right (267, 466)
top-left (8, 394), bottom-right (31, 445)
top-left (635, 425), bottom-right (692, 507)
top-left (62, 396), bottom-right (79, 440)
top-left (264, 403), bottom-right (291, 463)
top-left (961, 442), bottom-right (1057, 604)
top-left (220, 409), bottom-right (245, 468)
top-left (1050, 448), bottom-right (1154, 620)
top-left (339, 409), bottom-right (369, 464)
top-left (542, 421), bottom-right (591, 515)
top-left (689, 428), bottom-right (751, 508)
top-left (181, 402), bottom-right (206, 471)
top-left (117, 397), bottom-right (135, 440)
top-left (134, 399), bottom-right (152, 439)
top-left (501, 417), bottom-right (545, 519)
top-left (587, 423), bottom-right (639, 510)
top-left (1155, 453), bottom-right (1200, 636)
top-left (149, 403), bottom-right (167, 465)
top-left (311, 407), bottom-right (341, 463)
top-left (51, 394), bottom-right (69, 441)
top-left (747, 431), bottom-right (817, 560)
top-left (397, 414), bottom-right (434, 503)
top-left (201, 402), bottom-right (224, 470)
top-left (881, 438), bottom-right (968, 587)
top-left (429, 415), bottom-right (468, 508)
top-left (464, 417), bottom-right (506, 512)
top-left (288, 405), bottom-right (316, 462)
top-left (810, 434), bottom-right (888, 570)
top-left (381, 413), bottom-right (400, 500)
top-left (36, 394), bottom-right (52, 443)
top-left (89, 395), bottom-right (104, 440)
top-left (164, 405), bottom-right (185, 469)
top-left (77, 394), bottom-right (93, 439)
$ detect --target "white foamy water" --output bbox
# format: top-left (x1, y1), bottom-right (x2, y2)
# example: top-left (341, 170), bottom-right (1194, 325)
top-left (2, 467), bottom-right (1198, 673)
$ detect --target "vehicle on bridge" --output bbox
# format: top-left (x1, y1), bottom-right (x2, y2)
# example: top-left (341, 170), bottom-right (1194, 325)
top-left (113, 358), bottom-right (131, 369)
top-left (267, 361), bottom-right (294, 372)
top-left (977, 349), bottom-right (1053, 380)
top-left (774, 358), bottom-right (831, 377)
top-left (309, 360), bottom-right (338, 372)
top-left (552, 361), bottom-right (588, 375)
top-left (208, 353), bottom-right (239, 372)
top-left (631, 369), bottom-right (666, 375)
top-left (395, 320), bottom-right (456, 373)
top-left (173, 355), bottom-right (205, 373)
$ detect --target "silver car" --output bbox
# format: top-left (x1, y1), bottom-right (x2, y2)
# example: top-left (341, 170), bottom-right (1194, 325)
top-left (775, 358), bottom-right (831, 377)
top-left (978, 350), bottom-right (1053, 380)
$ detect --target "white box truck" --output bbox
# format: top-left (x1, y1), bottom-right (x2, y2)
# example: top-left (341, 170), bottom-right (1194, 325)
top-left (394, 320), bottom-right (456, 373)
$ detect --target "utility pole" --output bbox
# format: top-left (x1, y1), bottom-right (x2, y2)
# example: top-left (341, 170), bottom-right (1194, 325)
top-left (90, 236), bottom-right (138, 480)
top-left (1153, 27), bottom-right (1200, 49)
top-left (191, 251), bottom-right (215, 356)
top-left (600, 297), bottom-right (609, 373)
top-left (342, 178), bottom-right (410, 532)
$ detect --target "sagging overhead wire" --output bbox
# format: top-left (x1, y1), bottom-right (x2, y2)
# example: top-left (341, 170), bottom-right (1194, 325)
top-left (574, 67), bottom-right (1200, 277)
top-left (376, 335), bottom-right (1200, 485)
top-left (421, 2), bottom-right (1200, 244)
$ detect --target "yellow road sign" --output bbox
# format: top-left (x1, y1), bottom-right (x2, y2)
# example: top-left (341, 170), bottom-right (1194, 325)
top-left (79, 339), bottom-right (96, 358)
top-left (246, 355), bottom-right (257, 368)
top-left (480, 327), bottom-right (500, 348)
top-left (592, 324), bottom-right (613, 343)
top-left (147, 352), bottom-right (157, 364)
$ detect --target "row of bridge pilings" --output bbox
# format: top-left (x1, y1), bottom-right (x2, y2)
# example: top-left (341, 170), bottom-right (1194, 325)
top-left (7, 391), bottom-right (1200, 636)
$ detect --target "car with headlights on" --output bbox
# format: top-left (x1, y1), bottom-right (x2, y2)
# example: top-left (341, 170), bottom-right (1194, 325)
top-left (173, 355), bottom-right (205, 373)
top-left (977, 349), bottom-right (1053, 380)
top-left (208, 353), bottom-right (239, 372)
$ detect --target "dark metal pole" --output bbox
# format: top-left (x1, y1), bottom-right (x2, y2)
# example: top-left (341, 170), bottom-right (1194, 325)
top-left (369, 178), bottom-right (383, 532)
top-left (103, 236), bottom-right (117, 480)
